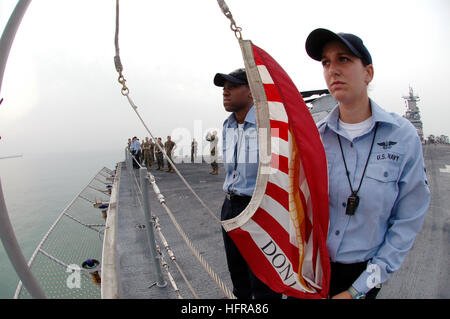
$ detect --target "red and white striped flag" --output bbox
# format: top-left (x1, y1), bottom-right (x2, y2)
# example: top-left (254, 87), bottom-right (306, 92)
top-left (221, 41), bottom-right (330, 299)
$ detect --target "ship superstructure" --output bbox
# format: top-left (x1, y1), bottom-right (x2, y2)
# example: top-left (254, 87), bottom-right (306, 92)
top-left (403, 87), bottom-right (424, 141)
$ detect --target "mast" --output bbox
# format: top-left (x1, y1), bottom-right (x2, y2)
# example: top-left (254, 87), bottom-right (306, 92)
top-left (402, 87), bottom-right (424, 141)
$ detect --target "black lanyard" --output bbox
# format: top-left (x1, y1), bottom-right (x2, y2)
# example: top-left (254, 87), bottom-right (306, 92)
top-left (337, 122), bottom-right (379, 215)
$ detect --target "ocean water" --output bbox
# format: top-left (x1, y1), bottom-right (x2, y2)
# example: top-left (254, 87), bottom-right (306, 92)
top-left (0, 149), bottom-right (123, 298)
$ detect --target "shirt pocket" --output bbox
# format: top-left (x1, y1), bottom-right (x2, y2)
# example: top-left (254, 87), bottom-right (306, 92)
top-left (363, 162), bottom-right (401, 224)
top-left (365, 162), bottom-right (400, 183)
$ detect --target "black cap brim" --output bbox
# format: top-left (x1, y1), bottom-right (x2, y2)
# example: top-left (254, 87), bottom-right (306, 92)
top-left (305, 28), bottom-right (364, 62)
top-left (214, 73), bottom-right (247, 87)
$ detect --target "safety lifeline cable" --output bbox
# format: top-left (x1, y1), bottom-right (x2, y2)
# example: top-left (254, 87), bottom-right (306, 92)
top-left (126, 152), bottom-right (234, 298)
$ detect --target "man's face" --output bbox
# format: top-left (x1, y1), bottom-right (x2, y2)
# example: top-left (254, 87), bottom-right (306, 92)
top-left (222, 81), bottom-right (252, 113)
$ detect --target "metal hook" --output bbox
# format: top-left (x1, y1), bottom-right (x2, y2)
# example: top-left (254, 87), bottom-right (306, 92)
top-left (217, 0), bottom-right (243, 40)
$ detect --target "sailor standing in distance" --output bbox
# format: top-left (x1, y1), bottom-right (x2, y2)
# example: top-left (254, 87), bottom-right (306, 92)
top-left (214, 68), bottom-right (282, 299)
top-left (130, 136), bottom-right (141, 169)
top-left (164, 136), bottom-right (176, 173)
top-left (305, 28), bottom-right (430, 299)
top-left (206, 131), bottom-right (219, 175)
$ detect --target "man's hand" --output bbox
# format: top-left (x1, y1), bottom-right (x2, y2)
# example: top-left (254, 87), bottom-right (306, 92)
top-left (331, 290), bottom-right (353, 299)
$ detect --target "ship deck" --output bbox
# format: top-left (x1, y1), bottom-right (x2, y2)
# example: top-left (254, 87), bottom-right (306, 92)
top-left (109, 144), bottom-right (450, 299)
top-left (112, 159), bottom-right (231, 299)
top-left (378, 144), bottom-right (450, 299)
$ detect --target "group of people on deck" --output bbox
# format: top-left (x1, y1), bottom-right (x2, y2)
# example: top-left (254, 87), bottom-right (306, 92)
top-left (127, 136), bottom-right (176, 172)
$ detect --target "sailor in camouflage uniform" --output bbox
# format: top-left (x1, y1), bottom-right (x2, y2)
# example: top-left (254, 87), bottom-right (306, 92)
top-left (149, 138), bottom-right (155, 166)
top-left (164, 136), bottom-right (176, 173)
top-left (155, 137), bottom-right (164, 170)
top-left (142, 137), bottom-right (151, 170)
top-left (206, 131), bottom-right (219, 175)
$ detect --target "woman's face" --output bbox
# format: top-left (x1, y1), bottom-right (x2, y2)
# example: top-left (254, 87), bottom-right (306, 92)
top-left (321, 41), bottom-right (373, 106)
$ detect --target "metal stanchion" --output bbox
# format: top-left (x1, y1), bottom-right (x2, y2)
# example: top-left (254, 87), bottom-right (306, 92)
top-left (139, 167), bottom-right (167, 288)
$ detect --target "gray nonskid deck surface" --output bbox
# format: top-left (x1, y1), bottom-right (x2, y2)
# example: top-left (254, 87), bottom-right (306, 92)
top-left (116, 160), bottom-right (232, 299)
top-left (378, 144), bottom-right (450, 299)
top-left (115, 162), bottom-right (175, 298)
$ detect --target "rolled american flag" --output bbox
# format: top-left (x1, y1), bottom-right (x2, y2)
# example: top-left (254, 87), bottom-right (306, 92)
top-left (221, 40), bottom-right (330, 299)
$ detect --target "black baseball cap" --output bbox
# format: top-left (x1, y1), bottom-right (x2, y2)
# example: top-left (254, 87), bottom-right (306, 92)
top-left (305, 28), bottom-right (372, 66)
top-left (214, 68), bottom-right (248, 87)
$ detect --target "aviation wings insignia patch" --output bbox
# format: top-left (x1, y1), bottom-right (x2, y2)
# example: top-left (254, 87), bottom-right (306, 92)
top-left (377, 141), bottom-right (397, 150)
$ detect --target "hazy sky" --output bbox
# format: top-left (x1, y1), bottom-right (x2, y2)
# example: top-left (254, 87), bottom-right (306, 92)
top-left (1, 0), bottom-right (449, 157)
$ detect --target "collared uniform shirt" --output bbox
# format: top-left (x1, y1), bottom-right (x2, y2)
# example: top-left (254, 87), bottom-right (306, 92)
top-left (130, 140), bottom-right (140, 153)
top-left (318, 99), bottom-right (430, 294)
top-left (222, 105), bottom-right (258, 197)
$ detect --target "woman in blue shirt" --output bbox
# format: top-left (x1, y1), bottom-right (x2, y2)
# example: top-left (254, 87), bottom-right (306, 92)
top-left (305, 29), bottom-right (430, 299)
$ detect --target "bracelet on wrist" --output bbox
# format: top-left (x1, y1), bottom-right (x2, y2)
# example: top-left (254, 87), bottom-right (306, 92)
top-left (348, 286), bottom-right (366, 299)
